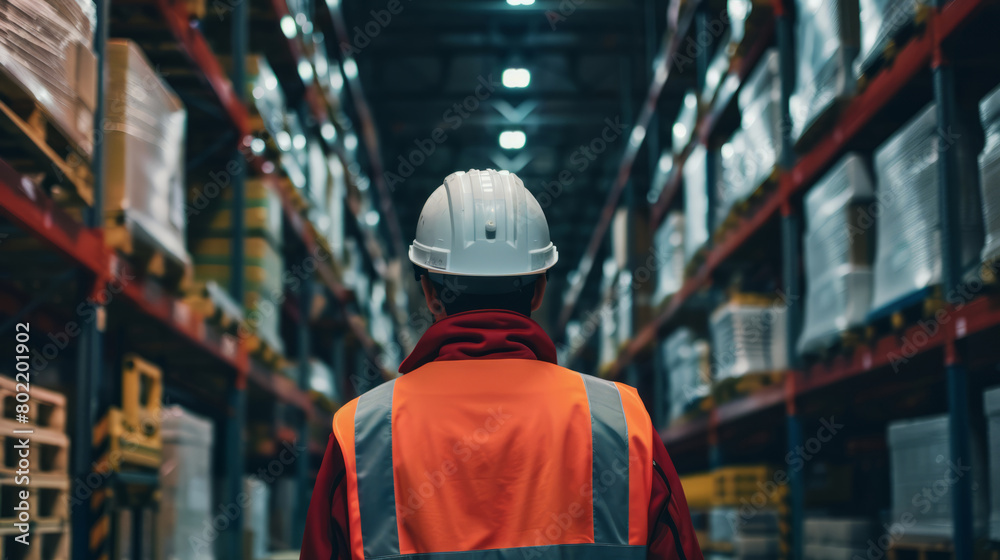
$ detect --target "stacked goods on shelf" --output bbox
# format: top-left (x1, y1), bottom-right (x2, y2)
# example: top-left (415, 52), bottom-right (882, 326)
top-left (803, 517), bottom-right (874, 560)
top-left (887, 414), bottom-right (989, 538)
top-left (979, 83), bottom-right (1000, 265)
top-left (244, 477), bottom-right (271, 560)
top-left (103, 39), bottom-right (189, 278)
top-left (599, 258), bottom-right (619, 369)
top-left (311, 156), bottom-right (347, 261)
top-left (735, 49), bottom-right (781, 195)
top-left (709, 507), bottom-right (782, 559)
top-left (308, 139), bottom-right (328, 211)
top-left (191, 176), bottom-right (283, 250)
top-left (869, 104), bottom-right (984, 318)
top-left (0, 376), bottom-right (70, 556)
top-left (710, 297), bottom-right (788, 382)
top-left (790, 0), bottom-right (860, 142)
top-left (797, 154), bottom-right (876, 355)
top-left (681, 465), bottom-right (789, 558)
top-left (654, 212), bottom-right (686, 306)
top-left (0, 0), bottom-right (96, 158)
top-left (159, 405), bottom-right (214, 560)
top-left (684, 145), bottom-right (711, 262)
top-left (856, 0), bottom-right (928, 74)
top-left (282, 111), bottom-right (310, 191)
top-left (702, 36), bottom-right (733, 106)
top-left (190, 231), bottom-right (285, 355)
top-left (662, 327), bottom-right (710, 422)
top-left (986, 387), bottom-right (1000, 540)
top-left (718, 129), bottom-right (752, 227)
top-left (673, 91), bottom-right (699, 153)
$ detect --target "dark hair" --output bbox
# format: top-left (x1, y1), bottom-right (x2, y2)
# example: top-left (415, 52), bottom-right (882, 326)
top-left (415, 265), bottom-right (540, 316)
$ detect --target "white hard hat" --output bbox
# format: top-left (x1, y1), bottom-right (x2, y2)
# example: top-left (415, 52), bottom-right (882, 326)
top-left (408, 169), bottom-right (558, 277)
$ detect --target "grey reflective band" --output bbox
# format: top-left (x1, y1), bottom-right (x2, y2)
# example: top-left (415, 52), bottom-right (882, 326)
top-left (355, 381), bottom-right (400, 558)
top-left (368, 544), bottom-right (645, 559)
top-left (580, 374), bottom-right (630, 545)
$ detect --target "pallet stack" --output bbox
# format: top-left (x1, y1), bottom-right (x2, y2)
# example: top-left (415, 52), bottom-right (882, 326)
top-left (159, 405), bottom-right (214, 560)
top-left (0, 376), bottom-right (70, 560)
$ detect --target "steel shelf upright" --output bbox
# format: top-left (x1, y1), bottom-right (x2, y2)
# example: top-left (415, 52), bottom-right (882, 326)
top-left (71, 0), bottom-right (110, 557)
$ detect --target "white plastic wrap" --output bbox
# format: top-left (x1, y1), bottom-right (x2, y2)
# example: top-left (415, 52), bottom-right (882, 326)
top-left (673, 91), bottom-right (699, 153)
top-left (870, 104), bottom-right (983, 315)
top-left (790, 0), bottom-right (860, 140)
top-left (702, 38), bottom-right (732, 105)
top-left (243, 477), bottom-right (271, 560)
top-left (710, 300), bottom-right (788, 380)
top-left (718, 129), bottom-right (755, 226)
top-left (160, 406), bottom-right (215, 560)
top-left (798, 154), bottom-right (875, 355)
top-left (887, 414), bottom-right (989, 538)
top-left (105, 40), bottom-right (189, 268)
top-left (654, 212), bottom-right (686, 305)
top-left (857, 0), bottom-right (926, 73)
top-left (0, 0), bottom-right (96, 155)
top-left (684, 145), bottom-right (711, 262)
top-left (736, 48), bottom-right (782, 193)
top-left (979, 83), bottom-right (1000, 263)
top-left (662, 327), bottom-right (710, 422)
top-left (986, 387), bottom-right (1000, 541)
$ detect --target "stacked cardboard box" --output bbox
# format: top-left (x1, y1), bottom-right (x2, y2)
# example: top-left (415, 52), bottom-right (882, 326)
top-left (104, 39), bottom-right (189, 270)
top-left (0, 0), bottom-right (97, 156)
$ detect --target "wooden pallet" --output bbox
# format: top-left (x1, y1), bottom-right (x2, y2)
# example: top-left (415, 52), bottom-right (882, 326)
top-left (713, 371), bottom-right (786, 405)
top-left (865, 285), bottom-right (945, 339)
top-left (0, 423), bottom-right (68, 479)
top-left (0, 475), bottom-right (70, 528)
top-left (0, 524), bottom-right (70, 560)
top-left (0, 378), bottom-right (66, 433)
top-left (0, 69), bottom-right (93, 206)
top-left (103, 216), bottom-right (192, 292)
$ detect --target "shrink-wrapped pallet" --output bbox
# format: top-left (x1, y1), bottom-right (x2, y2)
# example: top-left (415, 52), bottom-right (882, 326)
top-left (887, 414), bottom-right (989, 538)
top-left (160, 406), bottom-right (214, 560)
top-left (718, 128), bottom-right (755, 226)
top-left (654, 212), bottom-right (686, 305)
top-left (857, 0), bottom-right (927, 74)
top-left (804, 516), bottom-right (874, 558)
top-left (105, 40), bottom-right (189, 269)
top-left (790, 0), bottom-right (860, 140)
top-left (662, 328), bottom-right (710, 422)
top-left (710, 300), bottom-right (788, 381)
top-left (684, 145), bottom-right (711, 262)
top-left (979, 83), bottom-right (1000, 264)
top-left (0, 0), bottom-right (96, 155)
top-left (673, 91), bottom-right (698, 153)
top-left (244, 477), bottom-right (271, 560)
top-left (986, 387), bottom-right (1000, 540)
top-left (736, 49), bottom-right (782, 194)
top-left (798, 154), bottom-right (875, 355)
top-left (870, 104), bottom-right (983, 316)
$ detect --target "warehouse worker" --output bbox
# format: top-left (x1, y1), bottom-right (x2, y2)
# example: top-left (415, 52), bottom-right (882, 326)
top-left (301, 169), bottom-right (703, 560)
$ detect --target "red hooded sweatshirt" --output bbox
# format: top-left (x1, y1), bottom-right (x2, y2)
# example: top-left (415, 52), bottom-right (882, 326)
top-left (300, 310), bottom-right (703, 560)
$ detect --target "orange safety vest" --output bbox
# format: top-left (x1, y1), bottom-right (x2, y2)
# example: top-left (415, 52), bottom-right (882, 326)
top-left (332, 359), bottom-right (655, 559)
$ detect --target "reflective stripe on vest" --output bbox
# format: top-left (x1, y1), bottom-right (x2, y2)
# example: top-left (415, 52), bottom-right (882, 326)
top-left (335, 360), bottom-right (652, 559)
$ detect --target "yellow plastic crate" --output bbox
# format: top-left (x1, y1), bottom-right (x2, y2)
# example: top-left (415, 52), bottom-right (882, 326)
top-left (681, 465), bottom-right (787, 508)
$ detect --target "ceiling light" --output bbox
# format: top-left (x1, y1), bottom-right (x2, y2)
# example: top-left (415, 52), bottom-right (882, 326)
top-left (293, 134), bottom-right (307, 150)
top-left (630, 125), bottom-right (646, 148)
top-left (250, 138), bottom-right (266, 154)
top-left (344, 133), bottom-right (358, 151)
top-left (499, 130), bottom-right (526, 150)
top-left (658, 154), bottom-right (673, 174)
top-left (507, 0), bottom-right (535, 4)
top-left (280, 15), bottom-right (297, 39)
top-left (365, 210), bottom-right (380, 227)
top-left (502, 68), bottom-right (531, 88)
top-left (276, 131), bottom-right (292, 151)
top-left (672, 122), bottom-right (687, 139)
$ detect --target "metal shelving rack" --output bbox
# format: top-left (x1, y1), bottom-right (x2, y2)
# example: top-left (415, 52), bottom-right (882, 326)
top-left (559, 0), bottom-right (1000, 557)
top-left (0, 0), bottom-right (406, 558)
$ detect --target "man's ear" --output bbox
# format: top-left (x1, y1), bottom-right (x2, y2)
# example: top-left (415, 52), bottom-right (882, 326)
top-left (420, 275), bottom-right (448, 322)
top-left (530, 275), bottom-right (547, 312)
